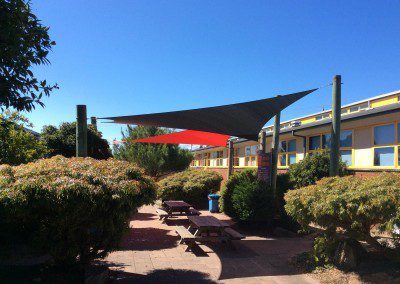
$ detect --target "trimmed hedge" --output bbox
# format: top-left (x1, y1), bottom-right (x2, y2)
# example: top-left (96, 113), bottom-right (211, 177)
top-left (157, 170), bottom-right (222, 206)
top-left (220, 169), bottom-right (274, 223)
top-left (0, 156), bottom-right (156, 266)
top-left (284, 173), bottom-right (400, 254)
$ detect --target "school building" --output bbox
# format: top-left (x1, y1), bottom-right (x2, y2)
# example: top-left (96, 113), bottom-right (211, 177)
top-left (190, 89), bottom-right (400, 180)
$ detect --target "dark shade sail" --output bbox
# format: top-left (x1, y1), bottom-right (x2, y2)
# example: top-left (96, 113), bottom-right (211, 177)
top-left (127, 130), bottom-right (229, 147)
top-left (102, 89), bottom-right (317, 141)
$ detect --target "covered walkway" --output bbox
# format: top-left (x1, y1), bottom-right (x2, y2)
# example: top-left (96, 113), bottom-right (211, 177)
top-left (101, 205), bottom-right (318, 283)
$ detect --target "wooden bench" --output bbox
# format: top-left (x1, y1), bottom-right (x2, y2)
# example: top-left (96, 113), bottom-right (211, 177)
top-left (188, 208), bottom-right (201, 216)
top-left (175, 226), bottom-right (197, 251)
top-left (224, 227), bottom-right (245, 240)
top-left (156, 208), bottom-right (169, 220)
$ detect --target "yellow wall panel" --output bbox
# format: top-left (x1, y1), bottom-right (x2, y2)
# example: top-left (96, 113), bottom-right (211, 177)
top-left (371, 95), bottom-right (398, 108)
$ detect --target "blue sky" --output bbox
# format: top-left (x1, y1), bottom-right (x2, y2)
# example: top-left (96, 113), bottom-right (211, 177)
top-left (28, 0), bottom-right (400, 142)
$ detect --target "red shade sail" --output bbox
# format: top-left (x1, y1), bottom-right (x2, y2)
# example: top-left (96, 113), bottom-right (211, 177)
top-left (127, 130), bottom-right (230, 147)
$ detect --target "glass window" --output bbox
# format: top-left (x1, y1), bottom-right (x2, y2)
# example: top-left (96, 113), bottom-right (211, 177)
top-left (359, 103), bottom-right (368, 110)
top-left (374, 124), bottom-right (395, 145)
top-left (398, 123), bottom-right (400, 143)
top-left (245, 146), bottom-right (251, 156)
top-left (323, 134), bottom-right (332, 149)
top-left (309, 135), bottom-right (321, 150)
top-left (288, 154), bottom-right (296, 165)
top-left (350, 106), bottom-right (359, 112)
top-left (374, 147), bottom-right (395, 166)
top-left (279, 141), bottom-right (287, 152)
top-left (288, 139), bottom-right (296, 152)
top-left (250, 145), bottom-right (258, 155)
top-left (340, 150), bottom-right (352, 166)
top-left (279, 155), bottom-right (287, 167)
top-left (340, 130), bottom-right (352, 147)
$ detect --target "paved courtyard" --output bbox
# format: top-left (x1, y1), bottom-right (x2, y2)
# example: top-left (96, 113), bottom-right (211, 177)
top-left (101, 205), bottom-right (318, 283)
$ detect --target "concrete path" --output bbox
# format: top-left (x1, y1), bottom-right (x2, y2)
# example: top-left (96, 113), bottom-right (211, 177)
top-left (101, 205), bottom-right (319, 283)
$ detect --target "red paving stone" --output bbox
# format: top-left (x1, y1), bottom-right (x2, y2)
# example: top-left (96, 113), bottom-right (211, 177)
top-left (101, 205), bottom-right (319, 283)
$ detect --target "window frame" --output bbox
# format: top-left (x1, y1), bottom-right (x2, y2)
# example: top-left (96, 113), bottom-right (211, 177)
top-left (307, 130), bottom-right (354, 168)
top-left (278, 138), bottom-right (297, 168)
top-left (371, 122), bottom-right (399, 169)
top-left (244, 144), bottom-right (258, 167)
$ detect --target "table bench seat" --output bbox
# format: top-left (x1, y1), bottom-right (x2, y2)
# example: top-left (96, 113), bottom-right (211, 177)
top-left (224, 227), bottom-right (245, 240)
top-left (188, 208), bottom-right (200, 215)
top-left (156, 208), bottom-right (169, 220)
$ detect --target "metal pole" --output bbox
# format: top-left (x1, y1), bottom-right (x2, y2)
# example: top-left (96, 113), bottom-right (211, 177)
top-left (227, 140), bottom-right (234, 177)
top-left (76, 105), bottom-right (88, 157)
top-left (271, 112), bottom-right (281, 193)
top-left (329, 75), bottom-right (341, 176)
top-left (90, 116), bottom-right (97, 131)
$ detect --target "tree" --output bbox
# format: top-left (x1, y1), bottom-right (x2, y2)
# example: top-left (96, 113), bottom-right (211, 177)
top-left (41, 122), bottom-right (112, 159)
top-left (113, 125), bottom-right (193, 177)
top-left (0, 110), bottom-right (47, 165)
top-left (288, 149), bottom-right (348, 188)
top-left (0, 0), bottom-right (58, 112)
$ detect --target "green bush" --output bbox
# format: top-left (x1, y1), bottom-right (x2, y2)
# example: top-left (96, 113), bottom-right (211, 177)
top-left (0, 156), bottom-right (156, 266)
top-left (220, 169), bottom-right (274, 223)
top-left (288, 149), bottom-right (348, 188)
top-left (284, 173), bottom-right (400, 251)
top-left (157, 170), bottom-right (222, 206)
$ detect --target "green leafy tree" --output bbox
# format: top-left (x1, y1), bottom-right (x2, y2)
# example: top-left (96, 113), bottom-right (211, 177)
top-left (288, 149), bottom-right (347, 188)
top-left (113, 125), bottom-right (193, 177)
top-left (41, 122), bottom-right (112, 159)
top-left (0, 110), bottom-right (47, 165)
top-left (0, 0), bottom-right (58, 112)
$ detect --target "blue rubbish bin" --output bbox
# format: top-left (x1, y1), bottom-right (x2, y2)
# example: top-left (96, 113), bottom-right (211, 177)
top-left (208, 194), bottom-right (221, 213)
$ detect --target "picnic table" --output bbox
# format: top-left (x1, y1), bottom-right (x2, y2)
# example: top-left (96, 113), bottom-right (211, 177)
top-left (176, 215), bottom-right (245, 251)
top-left (156, 200), bottom-right (200, 222)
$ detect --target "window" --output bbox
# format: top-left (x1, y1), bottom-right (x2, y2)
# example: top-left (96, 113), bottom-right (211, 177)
top-left (340, 130), bottom-right (353, 147)
top-left (233, 148), bottom-right (240, 166)
top-left (309, 131), bottom-right (353, 167)
top-left (374, 124), bottom-right (395, 145)
top-left (288, 139), bottom-right (296, 152)
top-left (316, 113), bottom-right (329, 121)
top-left (340, 150), bottom-right (352, 166)
top-left (202, 153), bottom-right (210, 167)
top-left (279, 139), bottom-right (296, 167)
top-left (245, 145), bottom-right (258, 166)
top-left (398, 123), bottom-right (400, 143)
top-left (322, 133), bottom-right (332, 149)
top-left (374, 147), bottom-right (395, 166)
top-left (288, 154), bottom-right (297, 165)
top-left (309, 136), bottom-right (321, 150)
top-left (341, 109), bottom-right (349, 115)
top-left (322, 131), bottom-right (352, 149)
top-left (212, 150), bottom-right (224, 166)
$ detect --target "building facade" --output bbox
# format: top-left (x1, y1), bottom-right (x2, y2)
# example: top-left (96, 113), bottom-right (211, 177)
top-left (190, 90), bottom-right (400, 179)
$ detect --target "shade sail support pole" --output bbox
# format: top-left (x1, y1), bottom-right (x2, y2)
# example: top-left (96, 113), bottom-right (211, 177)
top-left (271, 111), bottom-right (280, 195)
top-left (228, 140), bottom-right (234, 177)
top-left (76, 105), bottom-right (88, 157)
top-left (329, 75), bottom-right (341, 176)
top-left (260, 131), bottom-right (266, 153)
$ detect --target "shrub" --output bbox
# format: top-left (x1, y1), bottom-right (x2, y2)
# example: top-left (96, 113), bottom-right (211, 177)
top-left (220, 169), bottom-right (274, 223)
top-left (157, 169), bottom-right (222, 206)
top-left (284, 173), bottom-right (400, 252)
top-left (288, 149), bottom-right (348, 188)
top-left (0, 156), bottom-right (156, 266)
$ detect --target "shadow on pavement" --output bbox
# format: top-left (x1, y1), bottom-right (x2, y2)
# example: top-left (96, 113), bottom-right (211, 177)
top-left (110, 268), bottom-right (217, 283)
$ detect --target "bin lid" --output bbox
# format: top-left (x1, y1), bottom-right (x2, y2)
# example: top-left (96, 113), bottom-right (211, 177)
top-left (208, 194), bottom-right (221, 198)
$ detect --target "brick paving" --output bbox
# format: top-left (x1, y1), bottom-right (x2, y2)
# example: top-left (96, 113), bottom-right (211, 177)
top-left (101, 205), bottom-right (319, 283)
